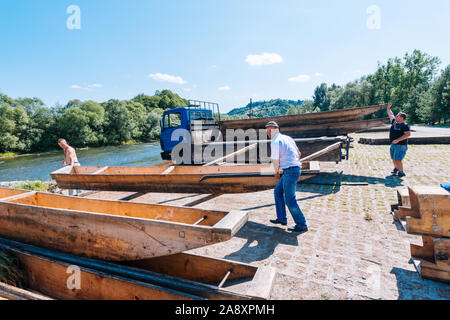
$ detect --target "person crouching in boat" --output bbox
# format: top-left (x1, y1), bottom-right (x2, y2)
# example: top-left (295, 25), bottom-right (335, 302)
top-left (58, 138), bottom-right (81, 196)
top-left (266, 121), bottom-right (308, 234)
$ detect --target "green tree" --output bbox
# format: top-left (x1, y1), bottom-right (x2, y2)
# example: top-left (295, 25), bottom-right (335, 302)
top-left (313, 83), bottom-right (330, 111)
top-left (102, 100), bottom-right (135, 144)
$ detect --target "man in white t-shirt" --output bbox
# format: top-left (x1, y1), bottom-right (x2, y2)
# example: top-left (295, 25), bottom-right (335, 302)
top-left (266, 121), bottom-right (308, 233)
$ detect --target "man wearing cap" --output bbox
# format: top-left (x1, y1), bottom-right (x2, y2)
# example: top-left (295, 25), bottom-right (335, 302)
top-left (266, 121), bottom-right (308, 233)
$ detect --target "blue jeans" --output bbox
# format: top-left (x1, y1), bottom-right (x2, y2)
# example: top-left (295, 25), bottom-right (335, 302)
top-left (274, 166), bottom-right (307, 228)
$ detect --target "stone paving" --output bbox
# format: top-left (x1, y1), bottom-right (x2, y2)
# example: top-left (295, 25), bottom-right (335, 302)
top-left (130, 133), bottom-right (449, 300)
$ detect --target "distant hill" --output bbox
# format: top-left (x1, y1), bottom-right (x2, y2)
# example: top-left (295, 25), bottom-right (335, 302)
top-left (227, 99), bottom-right (304, 118)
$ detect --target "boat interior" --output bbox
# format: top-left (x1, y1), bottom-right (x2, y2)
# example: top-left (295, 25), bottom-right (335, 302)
top-left (58, 162), bottom-right (312, 176)
top-left (0, 187), bottom-right (227, 226)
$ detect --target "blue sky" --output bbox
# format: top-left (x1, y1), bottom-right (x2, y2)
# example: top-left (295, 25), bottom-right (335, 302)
top-left (0, 0), bottom-right (449, 113)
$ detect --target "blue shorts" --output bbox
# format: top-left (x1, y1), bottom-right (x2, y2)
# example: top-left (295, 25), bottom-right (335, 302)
top-left (390, 144), bottom-right (408, 160)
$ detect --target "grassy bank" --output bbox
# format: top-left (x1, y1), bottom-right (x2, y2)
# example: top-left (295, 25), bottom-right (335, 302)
top-left (12, 181), bottom-right (56, 192)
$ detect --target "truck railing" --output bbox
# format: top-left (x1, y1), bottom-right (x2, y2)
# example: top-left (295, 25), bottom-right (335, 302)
top-left (188, 100), bottom-right (221, 121)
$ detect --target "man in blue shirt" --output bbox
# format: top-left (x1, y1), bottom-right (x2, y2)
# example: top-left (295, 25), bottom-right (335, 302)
top-left (266, 121), bottom-right (308, 233)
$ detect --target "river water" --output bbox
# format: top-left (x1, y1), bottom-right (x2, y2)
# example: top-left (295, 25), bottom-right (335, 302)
top-left (0, 143), bottom-right (163, 182)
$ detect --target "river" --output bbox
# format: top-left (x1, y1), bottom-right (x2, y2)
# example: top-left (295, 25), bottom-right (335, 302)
top-left (0, 143), bottom-right (163, 182)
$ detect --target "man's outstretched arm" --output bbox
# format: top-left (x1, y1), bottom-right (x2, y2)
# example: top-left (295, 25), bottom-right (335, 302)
top-left (387, 104), bottom-right (395, 122)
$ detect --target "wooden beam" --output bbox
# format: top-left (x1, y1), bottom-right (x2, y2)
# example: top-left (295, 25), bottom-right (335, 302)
top-left (203, 143), bottom-right (258, 167)
top-left (0, 281), bottom-right (53, 300)
top-left (300, 142), bottom-right (342, 163)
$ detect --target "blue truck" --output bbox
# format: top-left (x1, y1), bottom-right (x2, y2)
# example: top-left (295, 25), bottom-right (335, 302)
top-left (159, 100), bottom-right (221, 160)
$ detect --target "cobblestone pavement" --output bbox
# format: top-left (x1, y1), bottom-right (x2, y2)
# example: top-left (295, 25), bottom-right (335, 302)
top-left (132, 133), bottom-right (449, 300)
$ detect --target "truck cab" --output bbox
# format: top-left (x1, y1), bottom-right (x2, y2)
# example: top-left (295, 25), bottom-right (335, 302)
top-left (160, 100), bottom-right (220, 160)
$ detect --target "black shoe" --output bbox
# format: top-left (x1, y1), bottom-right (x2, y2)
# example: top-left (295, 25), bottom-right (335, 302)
top-left (391, 168), bottom-right (398, 175)
top-left (288, 226), bottom-right (308, 233)
top-left (270, 219), bottom-right (287, 226)
top-left (397, 171), bottom-right (406, 177)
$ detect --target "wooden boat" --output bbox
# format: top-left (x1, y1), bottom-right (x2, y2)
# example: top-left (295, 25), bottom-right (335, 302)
top-left (278, 118), bottom-right (390, 138)
top-left (0, 187), bottom-right (248, 261)
top-left (51, 162), bottom-right (320, 194)
top-left (219, 104), bottom-right (389, 130)
top-left (0, 238), bottom-right (275, 300)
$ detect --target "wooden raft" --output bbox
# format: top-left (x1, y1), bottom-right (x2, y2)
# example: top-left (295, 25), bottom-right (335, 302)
top-left (392, 186), bottom-right (449, 283)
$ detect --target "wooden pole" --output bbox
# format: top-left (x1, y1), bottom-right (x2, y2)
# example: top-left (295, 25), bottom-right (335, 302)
top-left (300, 142), bottom-right (343, 162)
top-left (203, 143), bottom-right (258, 167)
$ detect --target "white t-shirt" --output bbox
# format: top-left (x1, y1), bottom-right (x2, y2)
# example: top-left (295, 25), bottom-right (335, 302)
top-left (270, 133), bottom-right (301, 169)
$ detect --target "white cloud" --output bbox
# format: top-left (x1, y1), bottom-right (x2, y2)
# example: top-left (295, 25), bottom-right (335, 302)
top-left (245, 53), bottom-right (283, 66)
top-left (288, 74), bottom-right (311, 83)
top-left (71, 83), bottom-right (103, 90)
top-left (218, 86), bottom-right (231, 91)
top-left (148, 73), bottom-right (186, 84)
top-left (89, 83), bottom-right (103, 88)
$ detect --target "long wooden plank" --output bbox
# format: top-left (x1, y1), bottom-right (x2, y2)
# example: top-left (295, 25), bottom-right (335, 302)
top-left (300, 142), bottom-right (342, 162)
top-left (203, 143), bottom-right (258, 167)
top-left (0, 281), bottom-right (53, 300)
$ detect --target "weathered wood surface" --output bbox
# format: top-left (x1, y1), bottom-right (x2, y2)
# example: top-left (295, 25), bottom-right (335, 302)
top-left (3, 247), bottom-right (200, 300)
top-left (122, 252), bottom-right (276, 299)
top-left (0, 281), bottom-right (53, 300)
top-left (277, 118), bottom-right (390, 138)
top-left (403, 186), bottom-right (450, 238)
top-left (203, 143), bottom-right (258, 167)
top-left (51, 162), bottom-right (320, 194)
top-left (300, 142), bottom-right (343, 162)
top-left (0, 238), bottom-right (271, 300)
top-left (0, 187), bottom-right (248, 261)
top-left (410, 236), bottom-right (450, 283)
top-left (219, 104), bottom-right (389, 130)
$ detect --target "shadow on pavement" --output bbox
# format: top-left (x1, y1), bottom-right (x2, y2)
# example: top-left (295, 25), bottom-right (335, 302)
top-left (223, 221), bottom-right (300, 264)
top-left (303, 171), bottom-right (404, 188)
top-left (390, 266), bottom-right (450, 300)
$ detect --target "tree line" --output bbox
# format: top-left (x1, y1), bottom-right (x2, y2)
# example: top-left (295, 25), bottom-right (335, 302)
top-left (0, 90), bottom-right (187, 154)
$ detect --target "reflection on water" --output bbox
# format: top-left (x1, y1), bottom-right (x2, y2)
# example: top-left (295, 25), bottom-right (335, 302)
top-left (0, 143), bottom-right (163, 182)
